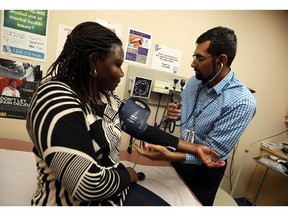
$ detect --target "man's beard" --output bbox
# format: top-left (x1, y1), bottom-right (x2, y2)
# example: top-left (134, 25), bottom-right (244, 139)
top-left (195, 70), bottom-right (204, 80)
top-left (194, 66), bottom-right (217, 83)
top-left (195, 67), bottom-right (217, 85)
top-left (195, 71), bottom-right (207, 85)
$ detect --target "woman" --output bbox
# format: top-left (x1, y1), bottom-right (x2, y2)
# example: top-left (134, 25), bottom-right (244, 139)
top-left (26, 21), bottom-right (224, 206)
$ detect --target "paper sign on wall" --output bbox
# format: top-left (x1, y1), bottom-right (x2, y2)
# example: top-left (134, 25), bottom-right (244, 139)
top-left (0, 58), bottom-right (43, 120)
top-left (125, 28), bottom-right (152, 66)
top-left (96, 18), bottom-right (123, 40)
top-left (0, 10), bottom-right (49, 62)
top-left (151, 44), bottom-right (182, 74)
top-left (56, 24), bottom-right (73, 58)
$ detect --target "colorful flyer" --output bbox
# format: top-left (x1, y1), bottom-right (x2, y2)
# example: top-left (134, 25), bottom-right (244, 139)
top-left (0, 58), bottom-right (43, 120)
top-left (151, 44), bottom-right (182, 74)
top-left (0, 10), bottom-right (49, 62)
top-left (125, 28), bottom-right (152, 65)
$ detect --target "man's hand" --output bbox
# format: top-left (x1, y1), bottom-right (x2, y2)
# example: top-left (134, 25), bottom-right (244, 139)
top-left (195, 144), bottom-right (226, 168)
top-left (167, 102), bottom-right (182, 120)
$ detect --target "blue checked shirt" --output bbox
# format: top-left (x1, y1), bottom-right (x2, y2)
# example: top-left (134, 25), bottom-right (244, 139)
top-left (179, 71), bottom-right (256, 164)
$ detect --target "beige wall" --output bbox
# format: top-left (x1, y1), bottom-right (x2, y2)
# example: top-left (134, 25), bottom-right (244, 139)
top-left (0, 10), bottom-right (287, 199)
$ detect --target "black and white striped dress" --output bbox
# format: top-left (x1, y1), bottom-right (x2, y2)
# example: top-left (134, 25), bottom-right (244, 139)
top-left (26, 81), bottom-right (131, 206)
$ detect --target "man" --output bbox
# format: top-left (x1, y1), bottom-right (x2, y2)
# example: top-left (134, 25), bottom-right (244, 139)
top-left (1, 79), bottom-right (20, 97)
top-left (20, 63), bottom-right (34, 82)
top-left (135, 26), bottom-right (256, 206)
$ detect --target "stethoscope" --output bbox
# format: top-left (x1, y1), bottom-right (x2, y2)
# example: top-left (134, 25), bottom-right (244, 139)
top-left (174, 63), bottom-right (234, 128)
top-left (167, 63), bottom-right (224, 132)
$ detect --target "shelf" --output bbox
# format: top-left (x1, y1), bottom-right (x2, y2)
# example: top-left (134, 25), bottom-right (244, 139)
top-left (246, 147), bottom-right (288, 205)
top-left (260, 146), bottom-right (288, 160)
top-left (254, 155), bottom-right (288, 177)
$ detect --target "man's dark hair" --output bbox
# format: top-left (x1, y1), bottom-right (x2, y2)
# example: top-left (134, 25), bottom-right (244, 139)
top-left (9, 79), bottom-right (17, 84)
top-left (196, 26), bottom-right (237, 67)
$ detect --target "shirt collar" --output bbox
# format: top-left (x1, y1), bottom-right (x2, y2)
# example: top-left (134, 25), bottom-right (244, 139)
top-left (211, 70), bottom-right (234, 95)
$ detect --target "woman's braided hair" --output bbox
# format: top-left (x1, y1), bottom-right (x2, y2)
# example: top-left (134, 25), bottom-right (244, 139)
top-left (44, 21), bottom-right (122, 109)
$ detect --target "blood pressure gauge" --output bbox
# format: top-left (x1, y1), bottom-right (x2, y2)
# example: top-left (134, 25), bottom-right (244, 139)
top-left (172, 93), bottom-right (181, 103)
top-left (131, 76), bottom-right (152, 99)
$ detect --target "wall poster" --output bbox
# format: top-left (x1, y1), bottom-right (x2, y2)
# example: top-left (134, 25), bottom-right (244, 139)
top-left (124, 28), bottom-right (152, 66)
top-left (0, 58), bottom-right (43, 120)
top-left (95, 18), bottom-right (123, 40)
top-left (0, 10), bottom-right (49, 62)
top-left (56, 24), bottom-right (73, 58)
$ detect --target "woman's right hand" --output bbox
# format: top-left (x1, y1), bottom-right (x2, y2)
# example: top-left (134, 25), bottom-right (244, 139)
top-left (126, 167), bottom-right (138, 183)
top-left (167, 102), bottom-right (182, 120)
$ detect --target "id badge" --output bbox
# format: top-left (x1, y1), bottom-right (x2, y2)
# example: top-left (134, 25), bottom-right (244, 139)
top-left (184, 129), bottom-right (195, 143)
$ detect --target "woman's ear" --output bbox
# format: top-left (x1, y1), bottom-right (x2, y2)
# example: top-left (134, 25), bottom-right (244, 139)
top-left (89, 53), bottom-right (96, 68)
top-left (89, 53), bottom-right (98, 77)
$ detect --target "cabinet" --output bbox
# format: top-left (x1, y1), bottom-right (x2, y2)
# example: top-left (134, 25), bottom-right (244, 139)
top-left (246, 146), bottom-right (288, 206)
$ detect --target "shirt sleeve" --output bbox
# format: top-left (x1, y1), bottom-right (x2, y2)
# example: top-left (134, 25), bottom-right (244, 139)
top-left (184, 153), bottom-right (202, 164)
top-left (1, 87), bottom-right (8, 95)
top-left (184, 95), bottom-right (256, 164)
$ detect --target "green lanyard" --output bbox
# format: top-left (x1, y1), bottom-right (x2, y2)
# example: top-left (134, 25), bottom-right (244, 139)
top-left (190, 73), bottom-right (235, 129)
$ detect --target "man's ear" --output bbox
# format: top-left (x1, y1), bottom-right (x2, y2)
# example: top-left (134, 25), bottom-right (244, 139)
top-left (218, 54), bottom-right (228, 66)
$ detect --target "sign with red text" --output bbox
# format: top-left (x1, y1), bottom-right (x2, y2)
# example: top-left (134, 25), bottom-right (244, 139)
top-left (151, 44), bottom-right (182, 74)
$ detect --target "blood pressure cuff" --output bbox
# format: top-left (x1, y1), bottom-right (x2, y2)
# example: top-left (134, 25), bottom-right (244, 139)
top-left (119, 98), bottom-right (151, 139)
top-left (141, 126), bottom-right (179, 150)
top-left (119, 98), bottom-right (179, 150)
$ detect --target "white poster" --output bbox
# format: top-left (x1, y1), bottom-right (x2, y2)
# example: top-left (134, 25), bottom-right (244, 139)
top-left (95, 18), bottom-right (123, 40)
top-left (56, 24), bottom-right (73, 57)
top-left (56, 20), bottom-right (123, 58)
top-left (151, 44), bottom-right (182, 74)
top-left (124, 28), bottom-right (152, 66)
top-left (0, 10), bottom-right (49, 62)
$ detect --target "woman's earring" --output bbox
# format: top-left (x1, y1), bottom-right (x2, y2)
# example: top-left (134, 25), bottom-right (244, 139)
top-left (94, 69), bottom-right (97, 77)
